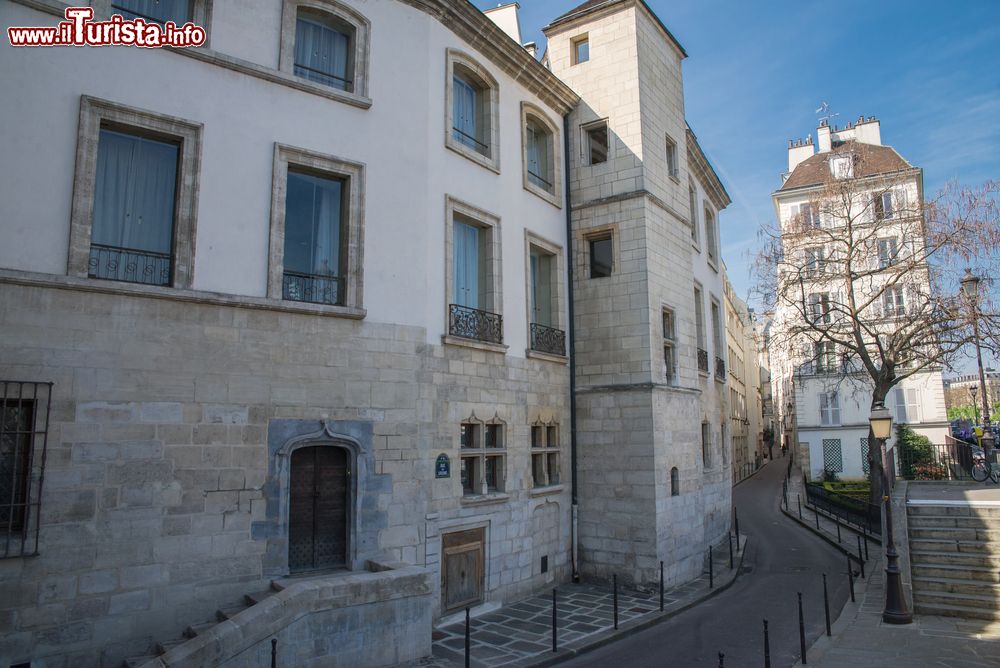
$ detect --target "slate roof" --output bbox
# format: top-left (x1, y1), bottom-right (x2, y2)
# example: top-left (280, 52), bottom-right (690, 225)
top-left (544, 0), bottom-right (687, 57)
top-left (779, 141), bottom-right (914, 192)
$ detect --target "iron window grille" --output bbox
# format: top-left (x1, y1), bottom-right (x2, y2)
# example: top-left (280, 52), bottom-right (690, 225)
top-left (697, 348), bottom-right (709, 374)
top-left (449, 304), bottom-right (503, 345)
top-left (1, 381), bottom-right (52, 559)
top-left (88, 243), bottom-right (172, 287)
top-left (282, 270), bottom-right (344, 306)
top-left (715, 356), bottom-right (726, 379)
top-left (460, 420), bottom-right (506, 495)
top-left (529, 323), bottom-right (565, 356)
top-left (530, 423), bottom-right (561, 488)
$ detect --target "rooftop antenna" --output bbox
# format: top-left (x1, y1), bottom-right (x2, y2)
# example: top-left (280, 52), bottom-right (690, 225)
top-left (815, 101), bottom-right (839, 126)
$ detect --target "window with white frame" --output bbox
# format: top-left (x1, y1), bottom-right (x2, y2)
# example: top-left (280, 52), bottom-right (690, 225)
top-left (267, 144), bottom-right (364, 311)
top-left (882, 285), bottom-right (905, 317)
top-left (460, 419), bottom-right (505, 495)
top-left (279, 0), bottom-right (370, 99)
top-left (830, 155), bottom-right (852, 179)
top-left (665, 135), bottom-right (679, 179)
top-left (528, 239), bottom-right (565, 356)
top-left (445, 50), bottom-right (499, 171)
top-left (819, 391), bottom-right (841, 426)
top-left (894, 387), bottom-right (921, 424)
top-left (814, 340), bottom-right (837, 373)
top-left (689, 181), bottom-right (700, 246)
top-left (521, 104), bottom-right (561, 205)
top-left (808, 292), bottom-right (832, 324)
top-left (872, 191), bottom-right (894, 220)
top-left (877, 237), bottom-right (898, 269)
top-left (705, 207), bottom-right (718, 266)
top-left (446, 197), bottom-right (503, 345)
top-left (572, 34), bottom-right (589, 64)
top-left (791, 202), bottom-right (819, 228)
top-left (530, 422), bottom-right (561, 488)
top-left (584, 120), bottom-right (609, 165)
top-left (69, 96), bottom-right (202, 290)
top-left (662, 308), bottom-right (676, 383)
top-left (804, 246), bottom-right (826, 276)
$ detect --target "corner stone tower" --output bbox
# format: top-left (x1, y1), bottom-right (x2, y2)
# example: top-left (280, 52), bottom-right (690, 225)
top-left (544, 0), bottom-right (732, 587)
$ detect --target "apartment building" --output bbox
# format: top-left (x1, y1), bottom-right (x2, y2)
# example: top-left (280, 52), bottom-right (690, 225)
top-left (770, 116), bottom-right (949, 481)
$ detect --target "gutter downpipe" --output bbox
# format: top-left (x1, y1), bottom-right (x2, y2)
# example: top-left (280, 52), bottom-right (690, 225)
top-left (563, 113), bottom-right (580, 582)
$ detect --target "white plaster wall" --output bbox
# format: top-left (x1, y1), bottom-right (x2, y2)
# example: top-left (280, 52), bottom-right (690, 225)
top-left (0, 0), bottom-right (568, 359)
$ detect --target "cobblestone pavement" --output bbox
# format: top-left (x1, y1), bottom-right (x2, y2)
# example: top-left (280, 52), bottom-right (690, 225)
top-left (427, 535), bottom-right (748, 667)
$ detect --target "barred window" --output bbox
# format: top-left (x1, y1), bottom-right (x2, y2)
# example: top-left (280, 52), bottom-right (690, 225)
top-left (530, 422), bottom-right (561, 488)
top-left (460, 418), bottom-right (506, 496)
top-left (1, 381), bottom-right (52, 559)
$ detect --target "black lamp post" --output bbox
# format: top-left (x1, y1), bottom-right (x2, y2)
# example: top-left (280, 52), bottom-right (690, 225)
top-left (971, 385), bottom-right (980, 427)
top-left (961, 269), bottom-right (995, 457)
top-left (870, 401), bottom-right (912, 625)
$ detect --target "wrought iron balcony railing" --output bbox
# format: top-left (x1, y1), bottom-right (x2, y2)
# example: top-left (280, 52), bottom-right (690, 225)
top-left (283, 270), bottom-right (343, 306)
top-left (529, 323), bottom-right (565, 356)
top-left (715, 356), bottom-right (726, 379)
top-left (449, 304), bottom-right (503, 344)
top-left (697, 348), bottom-right (709, 374)
top-left (88, 243), bottom-right (171, 286)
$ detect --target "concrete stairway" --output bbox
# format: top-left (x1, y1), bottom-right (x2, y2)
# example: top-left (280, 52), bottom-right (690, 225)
top-left (908, 504), bottom-right (1000, 620)
top-left (122, 581), bottom-right (284, 667)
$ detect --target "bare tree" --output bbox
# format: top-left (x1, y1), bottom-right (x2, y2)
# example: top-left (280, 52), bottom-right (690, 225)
top-left (754, 141), bottom-right (998, 497)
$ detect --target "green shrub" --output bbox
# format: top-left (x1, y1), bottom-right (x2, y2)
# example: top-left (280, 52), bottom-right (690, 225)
top-left (897, 424), bottom-right (934, 479)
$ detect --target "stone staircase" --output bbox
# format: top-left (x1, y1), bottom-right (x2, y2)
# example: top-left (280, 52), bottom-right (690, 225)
top-left (122, 581), bottom-right (284, 667)
top-left (908, 504), bottom-right (1000, 620)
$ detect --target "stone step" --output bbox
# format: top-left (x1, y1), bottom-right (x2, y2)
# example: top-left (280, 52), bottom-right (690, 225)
top-left (913, 602), bottom-right (1000, 621)
top-left (912, 563), bottom-right (1000, 583)
top-left (912, 576), bottom-right (1000, 596)
top-left (244, 588), bottom-right (280, 606)
top-left (909, 526), bottom-right (1000, 541)
top-left (122, 655), bottom-right (159, 668)
top-left (910, 538), bottom-right (1000, 554)
top-left (184, 620), bottom-right (217, 639)
top-left (913, 588), bottom-right (1000, 611)
top-left (156, 638), bottom-right (187, 655)
top-left (907, 515), bottom-right (997, 530)
top-left (910, 550), bottom-right (1000, 568)
top-left (216, 603), bottom-right (249, 621)
top-left (908, 504), bottom-right (1000, 519)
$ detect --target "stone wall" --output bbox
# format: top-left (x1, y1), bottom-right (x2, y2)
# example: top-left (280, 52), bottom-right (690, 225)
top-left (0, 278), bottom-right (570, 667)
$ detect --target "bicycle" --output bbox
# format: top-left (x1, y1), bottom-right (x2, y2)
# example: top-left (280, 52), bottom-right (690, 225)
top-left (970, 444), bottom-right (1000, 483)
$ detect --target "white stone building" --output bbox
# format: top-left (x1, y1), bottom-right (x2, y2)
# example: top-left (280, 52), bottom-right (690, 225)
top-left (725, 275), bottom-right (763, 477)
top-left (771, 117), bottom-right (949, 481)
top-left (0, 0), bottom-right (736, 665)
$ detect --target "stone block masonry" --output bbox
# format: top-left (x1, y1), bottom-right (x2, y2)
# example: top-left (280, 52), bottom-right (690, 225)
top-left (0, 280), bottom-right (569, 667)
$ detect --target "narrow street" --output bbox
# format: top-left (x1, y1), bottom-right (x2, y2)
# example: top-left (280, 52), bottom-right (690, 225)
top-left (561, 458), bottom-right (852, 667)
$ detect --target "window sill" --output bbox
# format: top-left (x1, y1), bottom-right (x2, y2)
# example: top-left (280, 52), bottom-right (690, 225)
top-left (0, 269), bottom-right (367, 319)
top-left (523, 177), bottom-right (562, 209)
top-left (445, 138), bottom-right (500, 174)
top-left (442, 335), bottom-right (508, 354)
top-left (460, 492), bottom-right (510, 507)
top-left (668, 174), bottom-right (681, 185)
top-left (526, 349), bottom-right (568, 365)
top-left (529, 484), bottom-right (564, 498)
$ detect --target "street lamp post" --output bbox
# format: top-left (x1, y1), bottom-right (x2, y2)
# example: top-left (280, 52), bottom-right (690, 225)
top-left (961, 269), bottom-right (996, 457)
top-left (870, 402), bottom-right (912, 625)
top-left (971, 385), bottom-right (980, 428)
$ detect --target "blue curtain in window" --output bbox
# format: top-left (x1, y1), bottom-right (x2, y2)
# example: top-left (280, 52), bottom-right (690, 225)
top-left (112, 0), bottom-right (190, 24)
top-left (453, 75), bottom-right (477, 147)
top-left (284, 172), bottom-right (342, 277)
top-left (92, 129), bottom-right (178, 254)
top-left (295, 16), bottom-right (349, 89)
top-left (453, 220), bottom-right (479, 309)
top-left (526, 123), bottom-right (550, 188)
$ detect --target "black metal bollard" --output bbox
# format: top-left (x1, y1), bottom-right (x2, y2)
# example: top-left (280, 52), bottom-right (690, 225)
top-left (465, 607), bottom-right (471, 668)
top-left (798, 592), bottom-right (807, 664)
top-left (659, 560), bottom-right (664, 612)
top-left (835, 514), bottom-right (841, 543)
top-left (613, 574), bottom-right (619, 629)
top-left (857, 535), bottom-right (865, 579)
top-left (798, 494), bottom-right (802, 520)
top-left (863, 525), bottom-right (869, 560)
top-left (719, 651), bottom-right (725, 667)
top-left (271, 638), bottom-right (277, 668)
top-left (822, 573), bottom-right (831, 636)
top-left (709, 545), bottom-right (714, 588)
top-left (814, 506), bottom-right (820, 530)
top-left (763, 619), bottom-right (771, 668)
top-left (847, 555), bottom-right (855, 603)
top-left (734, 508), bottom-right (741, 544)
top-left (729, 532), bottom-right (734, 569)
top-left (552, 588), bottom-right (558, 652)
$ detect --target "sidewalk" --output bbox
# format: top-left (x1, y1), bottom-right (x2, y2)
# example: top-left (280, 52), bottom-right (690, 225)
top-left (425, 535), bottom-right (747, 667)
top-left (784, 468), bottom-right (1000, 666)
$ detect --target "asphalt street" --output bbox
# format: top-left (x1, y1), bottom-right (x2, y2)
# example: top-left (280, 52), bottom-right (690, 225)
top-left (560, 458), bottom-right (852, 667)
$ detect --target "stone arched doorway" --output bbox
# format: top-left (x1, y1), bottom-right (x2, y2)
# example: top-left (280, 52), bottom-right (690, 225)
top-left (289, 445), bottom-right (349, 572)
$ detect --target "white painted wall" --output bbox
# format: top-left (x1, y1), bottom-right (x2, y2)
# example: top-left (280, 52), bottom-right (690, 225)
top-left (0, 0), bottom-right (568, 359)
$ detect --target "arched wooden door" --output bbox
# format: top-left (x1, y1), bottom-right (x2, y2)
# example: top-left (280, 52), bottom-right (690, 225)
top-left (289, 446), bottom-right (348, 572)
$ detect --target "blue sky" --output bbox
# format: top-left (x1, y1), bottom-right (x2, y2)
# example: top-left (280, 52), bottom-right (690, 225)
top-left (475, 0), bottom-right (1000, 306)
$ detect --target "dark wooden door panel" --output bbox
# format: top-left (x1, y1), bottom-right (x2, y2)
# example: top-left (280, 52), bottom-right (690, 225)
top-left (442, 527), bottom-right (484, 612)
top-left (289, 446), bottom-right (348, 572)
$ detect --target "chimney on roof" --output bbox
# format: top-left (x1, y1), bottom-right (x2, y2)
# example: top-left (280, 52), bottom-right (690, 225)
top-left (817, 122), bottom-right (832, 152)
top-left (788, 135), bottom-right (814, 172)
top-left (523, 41), bottom-right (537, 58)
top-left (854, 114), bottom-right (882, 146)
top-left (483, 2), bottom-right (522, 45)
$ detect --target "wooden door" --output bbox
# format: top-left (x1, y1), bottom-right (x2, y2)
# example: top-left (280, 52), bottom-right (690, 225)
top-left (289, 446), bottom-right (348, 572)
top-left (442, 528), bottom-right (485, 612)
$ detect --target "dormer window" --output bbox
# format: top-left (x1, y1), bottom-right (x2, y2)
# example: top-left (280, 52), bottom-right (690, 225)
top-left (830, 155), bottom-right (853, 179)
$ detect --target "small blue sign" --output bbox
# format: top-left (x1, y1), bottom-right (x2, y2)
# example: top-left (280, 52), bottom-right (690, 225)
top-left (435, 453), bottom-right (450, 478)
